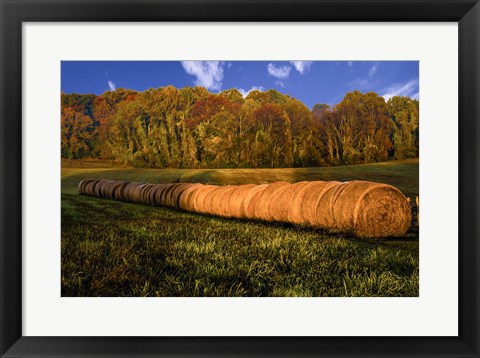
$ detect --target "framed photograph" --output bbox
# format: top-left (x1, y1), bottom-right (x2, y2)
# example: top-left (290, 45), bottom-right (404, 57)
top-left (1, 0), bottom-right (478, 357)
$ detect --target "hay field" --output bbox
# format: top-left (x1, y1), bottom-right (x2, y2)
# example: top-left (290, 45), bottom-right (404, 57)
top-left (61, 158), bottom-right (419, 297)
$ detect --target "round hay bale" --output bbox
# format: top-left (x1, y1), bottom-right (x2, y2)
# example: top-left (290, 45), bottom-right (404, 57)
top-left (203, 186), bottom-right (228, 215)
top-left (193, 185), bottom-right (220, 213)
top-left (78, 179), bottom-right (95, 194)
top-left (315, 181), bottom-right (345, 229)
top-left (84, 179), bottom-right (102, 197)
top-left (257, 182), bottom-right (291, 221)
top-left (178, 184), bottom-right (204, 211)
top-left (265, 181), bottom-right (309, 222)
top-left (138, 184), bottom-right (155, 205)
top-left (217, 186), bottom-right (241, 217)
top-left (170, 183), bottom-right (196, 209)
top-left (242, 184), bottom-right (268, 220)
top-left (301, 181), bottom-right (341, 226)
top-left (103, 180), bottom-right (123, 199)
top-left (152, 184), bottom-right (171, 206)
top-left (122, 182), bottom-right (145, 202)
top-left (226, 184), bottom-right (257, 218)
top-left (145, 184), bottom-right (166, 205)
top-left (130, 183), bottom-right (150, 203)
top-left (112, 181), bottom-right (130, 200)
top-left (332, 181), bottom-right (412, 238)
top-left (160, 183), bottom-right (184, 207)
top-left (287, 181), bottom-right (322, 224)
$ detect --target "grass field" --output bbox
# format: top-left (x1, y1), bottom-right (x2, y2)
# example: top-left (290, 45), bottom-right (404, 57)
top-left (61, 158), bottom-right (419, 297)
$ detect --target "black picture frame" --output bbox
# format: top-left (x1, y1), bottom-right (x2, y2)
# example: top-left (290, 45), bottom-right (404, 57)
top-left (1, 0), bottom-right (479, 357)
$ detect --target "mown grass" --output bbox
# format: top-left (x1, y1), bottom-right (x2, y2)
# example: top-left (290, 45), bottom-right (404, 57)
top-left (61, 158), bottom-right (419, 297)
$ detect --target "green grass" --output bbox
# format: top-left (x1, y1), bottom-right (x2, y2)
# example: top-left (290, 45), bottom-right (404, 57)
top-left (61, 158), bottom-right (419, 297)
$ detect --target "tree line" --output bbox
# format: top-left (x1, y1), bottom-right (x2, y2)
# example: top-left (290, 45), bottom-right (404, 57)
top-left (61, 86), bottom-right (418, 168)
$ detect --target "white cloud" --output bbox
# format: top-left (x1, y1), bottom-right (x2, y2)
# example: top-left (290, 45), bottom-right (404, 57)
top-left (368, 62), bottom-right (380, 77)
top-left (237, 86), bottom-right (264, 98)
top-left (267, 63), bottom-right (291, 79)
top-left (381, 79), bottom-right (419, 101)
top-left (275, 81), bottom-right (286, 88)
top-left (181, 61), bottom-right (225, 91)
top-left (348, 78), bottom-right (370, 91)
top-left (347, 61), bottom-right (354, 67)
top-left (289, 61), bottom-right (313, 74)
top-left (107, 81), bottom-right (116, 91)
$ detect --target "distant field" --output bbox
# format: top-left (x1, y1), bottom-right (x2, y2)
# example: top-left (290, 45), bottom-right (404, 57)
top-left (61, 158), bottom-right (419, 297)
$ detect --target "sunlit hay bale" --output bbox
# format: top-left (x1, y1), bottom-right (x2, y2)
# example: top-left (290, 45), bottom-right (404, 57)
top-left (257, 182), bottom-right (291, 221)
top-left (242, 184), bottom-right (268, 220)
top-left (193, 185), bottom-right (221, 214)
top-left (226, 184), bottom-right (257, 218)
top-left (203, 186), bottom-right (228, 216)
top-left (170, 183), bottom-right (196, 209)
top-left (217, 186), bottom-right (241, 217)
top-left (208, 186), bottom-right (236, 217)
top-left (331, 180), bottom-right (412, 238)
top-left (178, 184), bottom-right (204, 211)
top-left (287, 181), bottom-right (321, 224)
top-left (315, 181), bottom-right (345, 229)
top-left (78, 179), bottom-right (95, 194)
top-left (266, 181), bottom-right (309, 222)
top-left (301, 181), bottom-right (341, 226)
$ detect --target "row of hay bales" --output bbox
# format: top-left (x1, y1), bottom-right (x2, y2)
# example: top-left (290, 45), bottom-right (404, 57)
top-left (78, 179), bottom-right (412, 238)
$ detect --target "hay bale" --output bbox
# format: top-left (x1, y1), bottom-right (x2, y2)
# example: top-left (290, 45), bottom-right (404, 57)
top-left (203, 186), bottom-right (229, 215)
top-left (287, 182), bottom-right (321, 224)
top-left (170, 183), bottom-right (196, 209)
top-left (160, 183), bottom-right (184, 207)
top-left (217, 186), bottom-right (242, 217)
top-left (300, 181), bottom-right (342, 226)
top-left (122, 182), bottom-right (145, 202)
top-left (315, 181), bottom-right (345, 229)
top-left (242, 184), bottom-right (268, 220)
top-left (78, 179), bottom-right (95, 194)
top-left (144, 184), bottom-right (165, 205)
top-left (178, 184), bottom-right (204, 211)
top-left (331, 181), bottom-right (412, 238)
top-left (84, 179), bottom-right (102, 196)
top-left (226, 184), bottom-right (257, 218)
top-left (130, 183), bottom-right (150, 203)
top-left (113, 181), bottom-right (130, 200)
top-left (266, 181), bottom-right (310, 222)
top-left (192, 185), bottom-right (220, 213)
top-left (151, 184), bottom-right (170, 206)
top-left (257, 182), bottom-right (291, 221)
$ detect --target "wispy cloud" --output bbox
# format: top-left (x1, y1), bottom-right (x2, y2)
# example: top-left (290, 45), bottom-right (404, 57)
top-left (267, 63), bottom-right (291, 79)
top-left (237, 86), bottom-right (264, 98)
top-left (381, 79), bottom-right (419, 101)
top-left (348, 78), bottom-right (371, 91)
top-left (107, 81), bottom-right (116, 91)
top-left (181, 61), bottom-right (225, 91)
top-left (347, 61), bottom-right (354, 67)
top-left (275, 81), bottom-right (286, 88)
top-left (289, 61), bottom-right (313, 74)
top-left (368, 62), bottom-right (380, 77)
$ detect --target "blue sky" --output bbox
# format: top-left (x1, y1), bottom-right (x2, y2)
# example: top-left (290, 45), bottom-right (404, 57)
top-left (61, 61), bottom-right (419, 109)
